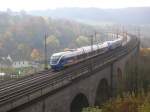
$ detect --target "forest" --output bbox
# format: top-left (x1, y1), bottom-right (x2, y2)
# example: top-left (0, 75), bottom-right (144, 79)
top-left (0, 10), bottom-right (150, 62)
top-left (0, 10), bottom-right (108, 62)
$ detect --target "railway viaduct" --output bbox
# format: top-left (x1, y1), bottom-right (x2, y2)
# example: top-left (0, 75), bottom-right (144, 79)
top-left (0, 34), bottom-right (140, 112)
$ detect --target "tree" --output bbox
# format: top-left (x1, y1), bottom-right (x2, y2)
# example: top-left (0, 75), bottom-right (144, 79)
top-left (0, 41), bottom-right (3, 48)
top-left (46, 35), bottom-right (59, 47)
top-left (31, 49), bottom-right (41, 60)
top-left (46, 35), bottom-right (60, 56)
top-left (76, 35), bottom-right (89, 47)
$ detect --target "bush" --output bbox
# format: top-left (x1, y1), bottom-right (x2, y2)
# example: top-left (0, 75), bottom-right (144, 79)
top-left (82, 92), bottom-right (150, 112)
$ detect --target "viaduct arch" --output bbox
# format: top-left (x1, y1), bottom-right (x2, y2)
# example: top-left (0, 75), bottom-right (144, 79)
top-left (70, 93), bottom-right (89, 112)
top-left (95, 79), bottom-right (110, 106)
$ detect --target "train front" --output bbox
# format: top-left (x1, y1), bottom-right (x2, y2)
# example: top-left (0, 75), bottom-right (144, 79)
top-left (50, 53), bottom-right (64, 71)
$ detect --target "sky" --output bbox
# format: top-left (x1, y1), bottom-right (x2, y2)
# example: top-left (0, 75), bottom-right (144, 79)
top-left (0, 0), bottom-right (150, 11)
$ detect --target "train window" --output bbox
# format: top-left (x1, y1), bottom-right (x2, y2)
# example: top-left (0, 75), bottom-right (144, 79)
top-left (50, 55), bottom-right (61, 64)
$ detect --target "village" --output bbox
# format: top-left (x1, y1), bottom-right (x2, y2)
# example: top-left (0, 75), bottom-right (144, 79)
top-left (0, 55), bottom-right (41, 80)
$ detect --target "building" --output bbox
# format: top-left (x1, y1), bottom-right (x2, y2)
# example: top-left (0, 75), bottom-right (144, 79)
top-left (0, 55), bottom-right (12, 68)
top-left (12, 61), bottom-right (31, 68)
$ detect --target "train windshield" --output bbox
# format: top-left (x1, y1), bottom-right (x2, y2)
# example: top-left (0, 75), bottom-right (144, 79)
top-left (50, 55), bottom-right (61, 65)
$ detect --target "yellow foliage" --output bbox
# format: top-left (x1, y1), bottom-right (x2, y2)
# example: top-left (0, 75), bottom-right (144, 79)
top-left (0, 41), bottom-right (3, 48)
top-left (31, 49), bottom-right (40, 60)
top-left (83, 92), bottom-right (150, 112)
top-left (140, 48), bottom-right (150, 56)
top-left (76, 35), bottom-right (89, 46)
top-left (64, 48), bottom-right (70, 51)
top-left (46, 35), bottom-right (59, 47)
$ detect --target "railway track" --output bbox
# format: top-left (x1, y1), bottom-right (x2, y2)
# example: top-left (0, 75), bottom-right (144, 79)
top-left (0, 69), bottom-right (60, 94)
top-left (0, 70), bottom-right (54, 90)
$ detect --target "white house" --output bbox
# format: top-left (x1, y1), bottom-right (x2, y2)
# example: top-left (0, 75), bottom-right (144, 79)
top-left (0, 55), bottom-right (12, 68)
top-left (12, 61), bottom-right (31, 68)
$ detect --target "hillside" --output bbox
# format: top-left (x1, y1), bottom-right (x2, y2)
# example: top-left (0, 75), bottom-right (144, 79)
top-left (1, 8), bottom-right (150, 61)
top-left (29, 7), bottom-right (150, 25)
top-left (0, 11), bottom-right (107, 61)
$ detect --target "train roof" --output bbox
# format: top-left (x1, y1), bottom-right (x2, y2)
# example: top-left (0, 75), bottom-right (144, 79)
top-left (51, 51), bottom-right (70, 57)
top-left (51, 42), bottom-right (108, 58)
top-left (51, 38), bottom-right (122, 58)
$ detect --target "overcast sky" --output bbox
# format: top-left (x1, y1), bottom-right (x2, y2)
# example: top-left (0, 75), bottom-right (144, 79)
top-left (0, 0), bottom-right (150, 11)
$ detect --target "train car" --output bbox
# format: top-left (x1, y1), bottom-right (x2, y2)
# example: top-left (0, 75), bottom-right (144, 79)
top-left (50, 36), bottom-right (124, 71)
top-left (50, 49), bottom-right (84, 70)
top-left (107, 38), bottom-right (123, 50)
top-left (50, 52), bottom-right (67, 70)
top-left (50, 42), bottom-right (109, 71)
top-left (98, 42), bottom-right (109, 54)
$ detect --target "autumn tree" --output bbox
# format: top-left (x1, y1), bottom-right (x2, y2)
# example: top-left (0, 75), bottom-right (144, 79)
top-left (31, 48), bottom-right (41, 61)
top-left (76, 35), bottom-right (90, 47)
top-left (46, 35), bottom-right (60, 56)
top-left (0, 11), bottom-right (103, 61)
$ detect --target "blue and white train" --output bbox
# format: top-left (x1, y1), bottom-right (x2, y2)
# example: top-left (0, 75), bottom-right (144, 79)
top-left (50, 36), bottom-right (123, 71)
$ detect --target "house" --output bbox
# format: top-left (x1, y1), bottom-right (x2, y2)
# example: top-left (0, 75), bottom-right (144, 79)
top-left (12, 61), bottom-right (31, 68)
top-left (0, 55), bottom-right (39, 68)
top-left (0, 55), bottom-right (12, 68)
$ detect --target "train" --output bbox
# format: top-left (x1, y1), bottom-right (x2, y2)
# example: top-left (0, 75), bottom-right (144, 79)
top-left (50, 36), bottom-right (124, 71)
